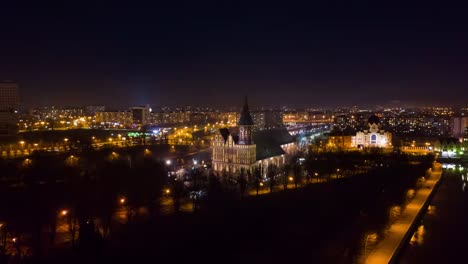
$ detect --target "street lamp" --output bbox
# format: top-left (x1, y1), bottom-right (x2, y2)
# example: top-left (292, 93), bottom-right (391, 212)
top-left (166, 160), bottom-right (171, 165)
top-left (19, 141), bottom-right (25, 151)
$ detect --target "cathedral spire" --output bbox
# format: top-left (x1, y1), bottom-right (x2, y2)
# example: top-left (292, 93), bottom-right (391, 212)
top-left (238, 96), bottom-right (254, 126)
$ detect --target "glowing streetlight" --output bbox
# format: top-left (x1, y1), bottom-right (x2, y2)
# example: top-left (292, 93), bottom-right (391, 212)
top-left (19, 141), bottom-right (25, 151)
top-left (166, 160), bottom-right (171, 165)
top-left (165, 189), bottom-right (171, 194)
top-left (61, 210), bottom-right (68, 216)
top-left (64, 138), bottom-right (68, 142)
top-left (288, 177), bottom-right (293, 181)
top-left (120, 198), bottom-right (125, 204)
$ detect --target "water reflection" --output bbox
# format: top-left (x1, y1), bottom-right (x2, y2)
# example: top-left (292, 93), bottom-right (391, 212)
top-left (427, 205), bottom-right (436, 216)
top-left (461, 171), bottom-right (468, 192)
top-left (409, 224), bottom-right (426, 246)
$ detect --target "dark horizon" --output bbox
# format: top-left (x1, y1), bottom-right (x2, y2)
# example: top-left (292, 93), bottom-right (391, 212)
top-left (1, 2), bottom-right (468, 108)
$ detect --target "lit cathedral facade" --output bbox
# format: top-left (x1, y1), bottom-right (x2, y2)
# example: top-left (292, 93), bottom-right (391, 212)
top-left (351, 115), bottom-right (392, 149)
top-left (212, 98), bottom-right (296, 177)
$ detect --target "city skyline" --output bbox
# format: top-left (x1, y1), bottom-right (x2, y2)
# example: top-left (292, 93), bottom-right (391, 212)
top-left (1, 2), bottom-right (468, 107)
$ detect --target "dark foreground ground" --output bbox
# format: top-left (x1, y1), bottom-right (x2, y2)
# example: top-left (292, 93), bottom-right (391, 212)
top-left (42, 163), bottom-right (428, 264)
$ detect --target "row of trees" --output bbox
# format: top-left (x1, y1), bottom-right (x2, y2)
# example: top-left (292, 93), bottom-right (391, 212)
top-left (0, 147), bottom-right (169, 261)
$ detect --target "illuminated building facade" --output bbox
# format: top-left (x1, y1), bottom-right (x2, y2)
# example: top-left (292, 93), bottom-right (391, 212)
top-left (212, 98), bottom-right (296, 178)
top-left (95, 110), bottom-right (133, 128)
top-left (452, 116), bottom-right (468, 139)
top-left (351, 115), bottom-right (392, 149)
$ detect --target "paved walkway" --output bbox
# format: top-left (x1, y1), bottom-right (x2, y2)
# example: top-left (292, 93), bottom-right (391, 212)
top-left (364, 163), bottom-right (442, 264)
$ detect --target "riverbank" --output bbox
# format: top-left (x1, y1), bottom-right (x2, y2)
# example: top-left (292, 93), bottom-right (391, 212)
top-left (364, 162), bottom-right (442, 264)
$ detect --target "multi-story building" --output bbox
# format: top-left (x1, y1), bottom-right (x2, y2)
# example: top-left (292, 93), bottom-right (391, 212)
top-left (251, 110), bottom-right (284, 130)
top-left (131, 105), bottom-right (151, 125)
top-left (0, 112), bottom-right (18, 136)
top-left (452, 116), bottom-right (468, 139)
top-left (0, 81), bottom-right (20, 136)
top-left (95, 110), bottom-right (133, 128)
top-left (84, 105), bottom-right (105, 116)
top-left (0, 81), bottom-right (20, 112)
top-left (212, 98), bottom-right (296, 178)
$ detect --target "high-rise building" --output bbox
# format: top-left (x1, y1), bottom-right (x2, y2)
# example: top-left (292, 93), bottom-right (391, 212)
top-left (0, 81), bottom-right (20, 112)
top-left (452, 116), bottom-right (468, 139)
top-left (251, 110), bottom-right (284, 130)
top-left (0, 81), bottom-right (19, 136)
top-left (131, 105), bottom-right (151, 125)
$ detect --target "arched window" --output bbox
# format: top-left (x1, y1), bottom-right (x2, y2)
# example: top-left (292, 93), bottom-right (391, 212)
top-left (371, 134), bottom-right (377, 144)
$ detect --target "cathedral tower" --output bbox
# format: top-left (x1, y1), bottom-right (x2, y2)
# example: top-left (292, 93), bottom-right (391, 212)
top-left (238, 97), bottom-right (254, 145)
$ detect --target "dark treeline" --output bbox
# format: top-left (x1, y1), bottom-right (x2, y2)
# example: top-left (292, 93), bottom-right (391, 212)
top-left (0, 147), bottom-right (435, 263)
top-left (96, 154), bottom-right (433, 263)
top-left (0, 145), bottom-right (171, 262)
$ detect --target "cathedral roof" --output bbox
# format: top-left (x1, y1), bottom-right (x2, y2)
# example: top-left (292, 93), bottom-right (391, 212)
top-left (253, 127), bottom-right (295, 160)
top-left (217, 127), bottom-right (294, 161)
top-left (368, 115), bottom-right (380, 125)
top-left (238, 97), bottom-right (254, 126)
top-left (218, 127), bottom-right (239, 143)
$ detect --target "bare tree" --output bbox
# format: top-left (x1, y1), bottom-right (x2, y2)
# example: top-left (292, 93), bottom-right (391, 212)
top-left (238, 168), bottom-right (247, 198)
top-left (253, 167), bottom-right (262, 196)
top-left (282, 164), bottom-right (291, 190)
top-left (293, 161), bottom-right (302, 189)
top-left (267, 164), bottom-right (278, 193)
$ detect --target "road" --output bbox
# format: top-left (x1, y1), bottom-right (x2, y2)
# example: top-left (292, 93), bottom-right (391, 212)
top-left (399, 164), bottom-right (468, 263)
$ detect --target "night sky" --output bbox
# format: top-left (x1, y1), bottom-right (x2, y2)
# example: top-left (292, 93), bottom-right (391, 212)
top-left (1, 2), bottom-right (467, 108)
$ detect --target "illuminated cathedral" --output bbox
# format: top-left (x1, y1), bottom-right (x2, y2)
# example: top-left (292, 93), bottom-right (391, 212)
top-left (211, 98), bottom-right (296, 177)
top-left (351, 115), bottom-right (392, 149)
